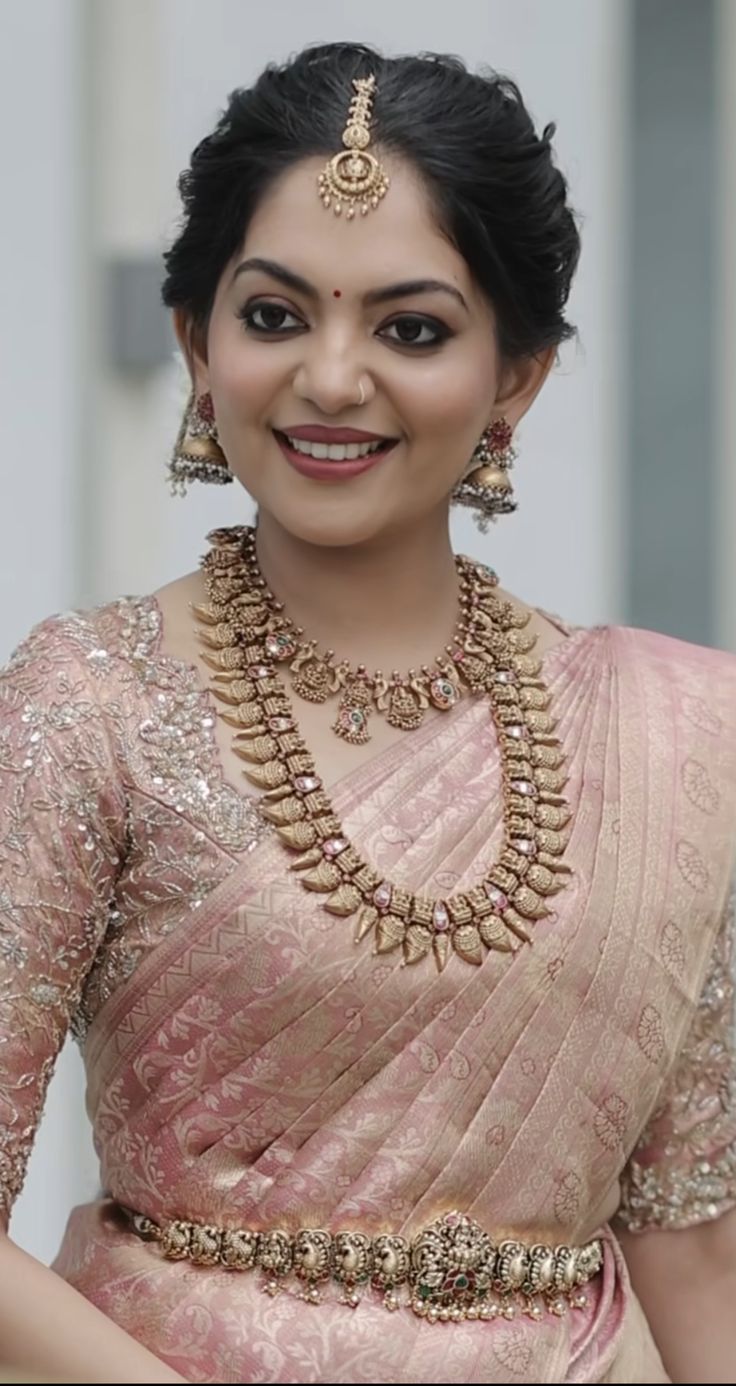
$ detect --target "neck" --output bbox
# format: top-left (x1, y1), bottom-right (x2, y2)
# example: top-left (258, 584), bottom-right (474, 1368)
top-left (253, 511), bottom-right (465, 672)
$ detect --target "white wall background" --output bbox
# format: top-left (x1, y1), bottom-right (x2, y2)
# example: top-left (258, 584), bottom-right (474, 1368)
top-left (0, 0), bottom-right (101, 1262)
top-left (3, 0), bottom-right (632, 1264)
top-left (716, 0), bottom-right (736, 653)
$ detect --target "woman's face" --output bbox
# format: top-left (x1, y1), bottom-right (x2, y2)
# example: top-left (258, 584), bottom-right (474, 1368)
top-left (186, 156), bottom-right (546, 549)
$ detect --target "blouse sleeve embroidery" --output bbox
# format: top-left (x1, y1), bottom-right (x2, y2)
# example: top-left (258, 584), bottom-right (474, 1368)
top-left (617, 873), bottom-right (736, 1232)
top-left (0, 614), bottom-right (126, 1224)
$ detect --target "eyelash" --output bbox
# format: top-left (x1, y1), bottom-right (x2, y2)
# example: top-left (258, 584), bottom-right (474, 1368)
top-left (237, 301), bottom-right (452, 349)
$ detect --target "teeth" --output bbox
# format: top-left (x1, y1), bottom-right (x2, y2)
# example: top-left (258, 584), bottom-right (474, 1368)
top-left (285, 435), bottom-right (384, 461)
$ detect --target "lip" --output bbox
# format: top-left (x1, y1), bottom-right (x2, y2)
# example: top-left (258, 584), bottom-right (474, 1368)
top-left (274, 430), bottom-right (397, 481)
top-left (279, 424), bottom-right (391, 444)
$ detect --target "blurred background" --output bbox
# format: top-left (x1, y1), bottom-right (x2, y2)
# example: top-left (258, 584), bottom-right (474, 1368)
top-left (1, 0), bottom-right (734, 1264)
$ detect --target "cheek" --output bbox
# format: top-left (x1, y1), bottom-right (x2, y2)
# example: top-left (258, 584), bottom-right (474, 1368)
top-left (393, 352), bottom-right (497, 437)
top-left (208, 320), bottom-right (284, 417)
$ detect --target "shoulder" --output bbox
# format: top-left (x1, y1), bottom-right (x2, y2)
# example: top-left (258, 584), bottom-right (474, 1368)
top-left (1, 594), bottom-right (164, 696)
top-left (603, 623), bottom-right (736, 723)
top-left (603, 623), bottom-right (735, 876)
top-left (607, 621), bottom-right (736, 678)
top-left (563, 621), bottom-right (736, 770)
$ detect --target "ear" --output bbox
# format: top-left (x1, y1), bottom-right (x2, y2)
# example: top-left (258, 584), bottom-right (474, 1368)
top-left (492, 347), bottom-right (556, 429)
top-left (173, 309), bottom-right (210, 395)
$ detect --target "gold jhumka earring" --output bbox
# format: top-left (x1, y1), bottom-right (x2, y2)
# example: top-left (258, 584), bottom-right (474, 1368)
top-left (452, 418), bottom-right (518, 532)
top-left (168, 390), bottom-right (232, 497)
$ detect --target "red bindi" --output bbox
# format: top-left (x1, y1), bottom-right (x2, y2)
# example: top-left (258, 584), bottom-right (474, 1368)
top-left (333, 289), bottom-right (342, 298)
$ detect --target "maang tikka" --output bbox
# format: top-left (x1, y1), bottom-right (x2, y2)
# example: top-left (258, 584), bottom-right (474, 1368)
top-left (168, 389), bottom-right (232, 497)
top-left (452, 418), bottom-right (518, 532)
top-left (318, 74), bottom-right (390, 219)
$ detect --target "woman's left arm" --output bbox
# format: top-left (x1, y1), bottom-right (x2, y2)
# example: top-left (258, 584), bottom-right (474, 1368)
top-left (616, 877), bottom-right (736, 1382)
top-left (618, 1208), bottom-right (736, 1383)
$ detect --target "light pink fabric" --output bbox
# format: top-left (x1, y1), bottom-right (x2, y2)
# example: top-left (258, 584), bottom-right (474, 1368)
top-left (2, 602), bottom-right (736, 1383)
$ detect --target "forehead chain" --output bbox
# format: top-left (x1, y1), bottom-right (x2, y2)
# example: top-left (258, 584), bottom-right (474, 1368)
top-left (317, 76), bottom-right (390, 221)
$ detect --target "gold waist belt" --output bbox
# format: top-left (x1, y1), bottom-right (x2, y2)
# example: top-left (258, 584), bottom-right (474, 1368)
top-left (126, 1206), bottom-right (604, 1324)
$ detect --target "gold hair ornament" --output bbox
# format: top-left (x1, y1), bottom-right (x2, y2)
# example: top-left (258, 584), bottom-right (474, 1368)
top-left (318, 75), bottom-right (390, 219)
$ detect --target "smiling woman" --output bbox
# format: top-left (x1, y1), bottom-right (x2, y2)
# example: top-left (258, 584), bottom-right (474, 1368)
top-left (171, 157), bottom-right (542, 552)
top-left (1, 38), bottom-right (735, 1386)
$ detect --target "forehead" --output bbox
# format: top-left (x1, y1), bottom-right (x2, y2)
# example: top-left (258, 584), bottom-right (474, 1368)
top-left (236, 156), bottom-right (476, 298)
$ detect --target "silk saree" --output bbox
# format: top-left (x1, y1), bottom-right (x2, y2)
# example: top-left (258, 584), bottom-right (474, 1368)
top-left (1, 592), bottom-right (735, 1383)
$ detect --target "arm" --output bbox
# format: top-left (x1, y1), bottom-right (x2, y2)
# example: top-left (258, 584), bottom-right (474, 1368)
top-left (0, 616), bottom-right (185, 1383)
top-left (0, 1229), bottom-right (185, 1384)
top-left (616, 878), bottom-right (736, 1383)
top-left (618, 1209), bottom-right (736, 1385)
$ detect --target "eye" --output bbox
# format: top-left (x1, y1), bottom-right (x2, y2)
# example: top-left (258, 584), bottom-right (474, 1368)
top-left (379, 315), bottom-right (451, 348)
top-left (238, 301), bottom-right (305, 334)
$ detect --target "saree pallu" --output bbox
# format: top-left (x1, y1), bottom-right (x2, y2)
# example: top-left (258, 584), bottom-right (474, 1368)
top-left (2, 599), bottom-right (736, 1383)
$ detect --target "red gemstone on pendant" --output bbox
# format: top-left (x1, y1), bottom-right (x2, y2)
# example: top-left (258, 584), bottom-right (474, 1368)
top-left (323, 837), bottom-right (348, 858)
top-left (489, 418), bottom-right (512, 449)
top-left (484, 884), bottom-right (509, 910)
top-left (293, 775), bottom-right (321, 793)
top-left (373, 883), bottom-right (392, 911)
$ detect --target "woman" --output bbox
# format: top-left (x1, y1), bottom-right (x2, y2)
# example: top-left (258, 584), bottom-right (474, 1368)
top-left (0, 41), bottom-right (734, 1385)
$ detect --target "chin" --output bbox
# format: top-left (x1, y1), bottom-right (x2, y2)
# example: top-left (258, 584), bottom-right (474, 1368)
top-left (253, 491), bottom-right (403, 551)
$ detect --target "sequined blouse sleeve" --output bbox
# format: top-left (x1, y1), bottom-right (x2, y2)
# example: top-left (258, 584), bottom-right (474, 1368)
top-left (617, 875), bottom-right (736, 1232)
top-left (0, 615), bottom-right (126, 1226)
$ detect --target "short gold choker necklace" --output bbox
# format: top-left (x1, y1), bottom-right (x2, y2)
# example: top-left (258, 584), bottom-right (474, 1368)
top-left (226, 528), bottom-right (492, 744)
top-left (196, 526), bottom-right (572, 972)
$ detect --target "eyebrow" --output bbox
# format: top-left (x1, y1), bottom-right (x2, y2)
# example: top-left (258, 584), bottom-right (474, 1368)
top-left (231, 257), bottom-right (469, 312)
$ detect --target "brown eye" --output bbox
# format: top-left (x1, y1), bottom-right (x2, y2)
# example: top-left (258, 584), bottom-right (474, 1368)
top-left (239, 302), bottom-right (304, 333)
top-left (380, 315), bottom-right (449, 347)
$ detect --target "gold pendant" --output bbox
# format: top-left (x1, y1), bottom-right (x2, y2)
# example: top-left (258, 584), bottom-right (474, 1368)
top-left (290, 644), bottom-right (336, 703)
top-left (452, 925), bottom-right (483, 966)
top-left (386, 684), bottom-right (424, 731)
top-left (403, 925), bottom-right (433, 965)
top-left (333, 677), bottom-right (373, 744)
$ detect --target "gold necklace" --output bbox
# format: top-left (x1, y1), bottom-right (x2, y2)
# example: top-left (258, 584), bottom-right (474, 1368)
top-left (221, 530), bottom-right (489, 744)
top-left (196, 526), bottom-right (572, 972)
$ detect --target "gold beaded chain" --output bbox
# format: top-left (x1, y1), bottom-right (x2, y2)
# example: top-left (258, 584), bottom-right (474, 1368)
top-left (195, 526), bottom-right (573, 972)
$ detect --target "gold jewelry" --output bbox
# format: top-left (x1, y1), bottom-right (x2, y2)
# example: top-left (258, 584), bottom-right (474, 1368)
top-left (318, 75), bottom-right (390, 219)
top-left (127, 1205), bottom-right (602, 1321)
top-left (169, 389), bottom-right (232, 497)
top-left (209, 530), bottom-right (489, 744)
top-left (452, 417), bottom-right (518, 532)
top-left (195, 526), bottom-right (573, 972)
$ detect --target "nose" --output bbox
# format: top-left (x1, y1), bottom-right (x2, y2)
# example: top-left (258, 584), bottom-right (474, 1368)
top-left (292, 331), bottom-right (369, 415)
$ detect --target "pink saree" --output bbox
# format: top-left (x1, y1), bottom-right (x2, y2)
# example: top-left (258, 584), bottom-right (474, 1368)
top-left (1, 594), bottom-right (736, 1383)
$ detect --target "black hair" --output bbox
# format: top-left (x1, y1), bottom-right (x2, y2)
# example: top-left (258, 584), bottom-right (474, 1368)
top-left (162, 42), bottom-right (581, 359)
